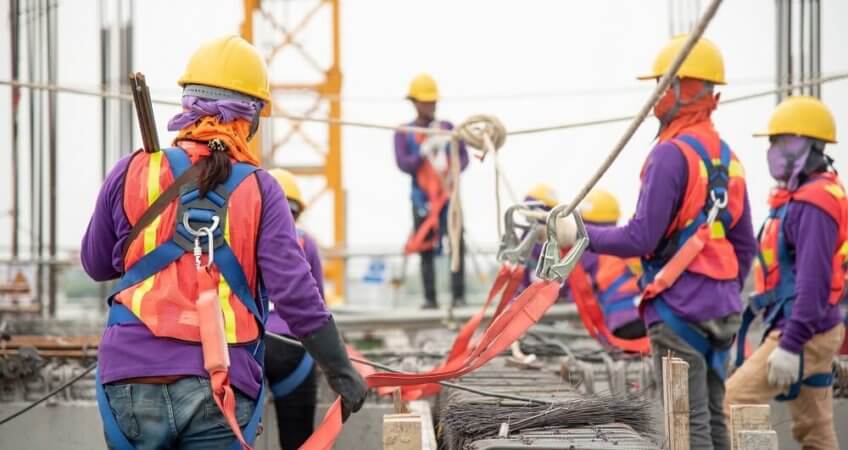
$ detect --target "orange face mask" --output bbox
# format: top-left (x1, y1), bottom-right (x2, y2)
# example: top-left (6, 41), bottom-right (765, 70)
top-left (175, 116), bottom-right (260, 166)
top-left (654, 78), bottom-right (719, 142)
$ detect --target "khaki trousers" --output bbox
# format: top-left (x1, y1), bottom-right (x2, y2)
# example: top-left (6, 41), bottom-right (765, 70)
top-left (724, 324), bottom-right (844, 450)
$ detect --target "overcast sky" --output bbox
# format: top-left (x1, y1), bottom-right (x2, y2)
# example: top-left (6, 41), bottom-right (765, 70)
top-left (0, 0), bottom-right (846, 259)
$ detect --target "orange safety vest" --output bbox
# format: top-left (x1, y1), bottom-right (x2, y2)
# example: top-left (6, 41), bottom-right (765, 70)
top-left (569, 257), bottom-right (649, 353)
top-left (640, 128), bottom-right (746, 301)
top-left (753, 173), bottom-right (848, 306)
top-left (115, 145), bottom-right (263, 344)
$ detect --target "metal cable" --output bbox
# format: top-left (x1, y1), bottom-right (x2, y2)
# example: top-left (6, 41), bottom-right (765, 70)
top-left (0, 362), bottom-right (96, 427)
top-left (0, 332), bottom-right (551, 428)
top-left (2, 70), bottom-right (847, 139)
top-left (266, 332), bottom-right (553, 405)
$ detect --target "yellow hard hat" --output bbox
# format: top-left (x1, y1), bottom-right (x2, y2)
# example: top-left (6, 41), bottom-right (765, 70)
top-left (178, 36), bottom-right (272, 116)
top-left (269, 169), bottom-right (305, 213)
top-left (638, 35), bottom-right (725, 85)
top-left (581, 190), bottom-right (620, 223)
top-left (753, 96), bottom-right (837, 143)
top-left (407, 74), bottom-right (439, 102)
top-left (526, 184), bottom-right (558, 209)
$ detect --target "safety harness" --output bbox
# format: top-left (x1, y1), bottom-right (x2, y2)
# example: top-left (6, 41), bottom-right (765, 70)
top-left (639, 134), bottom-right (736, 379)
top-left (97, 148), bottom-right (267, 450)
top-left (404, 128), bottom-right (451, 254)
top-left (735, 196), bottom-right (836, 401)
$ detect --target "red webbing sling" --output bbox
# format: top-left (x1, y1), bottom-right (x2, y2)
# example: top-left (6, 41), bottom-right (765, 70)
top-left (398, 263), bottom-right (526, 400)
top-left (404, 160), bottom-right (450, 254)
top-left (299, 278), bottom-right (561, 450)
top-left (569, 263), bottom-right (650, 354)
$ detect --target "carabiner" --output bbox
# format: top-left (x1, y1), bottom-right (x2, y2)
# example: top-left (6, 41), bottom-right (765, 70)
top-left (706, 190), bottom-right (729, 224)
top-left (535, 203), bottom-right (590, 282)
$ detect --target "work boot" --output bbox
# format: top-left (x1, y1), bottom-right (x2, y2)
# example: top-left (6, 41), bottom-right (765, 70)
top-left (420, 300), bottom-right (438, 310)
top-left (451, 297), bottom-right (467, 308)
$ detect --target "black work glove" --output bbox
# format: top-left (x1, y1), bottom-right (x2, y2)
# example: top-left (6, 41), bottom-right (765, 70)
top-left (301, 318), bottom-right (367, 421)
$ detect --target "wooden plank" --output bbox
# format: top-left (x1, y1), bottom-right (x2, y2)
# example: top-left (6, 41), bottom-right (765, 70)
top-left (383, 413), bottom-right (422, 450)
top-left (408, 401), bottom-right (437, 450)
top-left (737, 431), bottom-right (778, 450)
top-left (392, 387), bottom-right (409, 414)
top-left (729, 404), bottom-right (771, 450)
top-left (662, 355), bottom-right (690, 450)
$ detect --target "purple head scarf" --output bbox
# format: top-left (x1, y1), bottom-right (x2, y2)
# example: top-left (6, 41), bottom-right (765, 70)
top-left (167, 96), bottom-right (261, 131)
top-left (767, 135), bottom-right (814, 191)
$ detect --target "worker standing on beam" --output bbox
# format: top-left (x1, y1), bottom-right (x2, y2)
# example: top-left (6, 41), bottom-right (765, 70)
top-left (394, 74), bottom-right (470, 309)
top-left (265, 169), bottom-right (323, 450)
top-left (554, 35), bottom-right (756, 450)
top-left (569, 190), bottom-right (646, 341)
top-left (81, 36), bottom-right (366, 450)
top-left (725, 96), bottom-right (846, 450)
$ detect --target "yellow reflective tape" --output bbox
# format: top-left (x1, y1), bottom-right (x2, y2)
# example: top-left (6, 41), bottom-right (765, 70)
top-left (761, 249), bottom-right (775, 268)
top-left (218, 213), bottom-right (238, 343)
top-left (824, 184), bottom-right (845, 199)
top-left (710, 221), bottom-right (725, 239)
top-left (839, 241), bottom-right (848, 257)
top-left (699, 161), bottom-right (708, 178)
top-left (131, 276), bottom-right (155, 316)
top-left (133, 153), bottom-right (164, 316)
top-left (729, 160), bottom-right (744, 178)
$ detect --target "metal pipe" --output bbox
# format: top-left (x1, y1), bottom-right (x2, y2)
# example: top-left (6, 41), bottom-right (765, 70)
top-left (800, 0), bottom-right (805, 94)
top-left (811, 0), bottom-right (821, 97)
top-left (46, 0), bottom-right (58, 317)
top-left (10, 0), bottom-right (21, 259)
top-left (26, 0), bottom-right (36, 262)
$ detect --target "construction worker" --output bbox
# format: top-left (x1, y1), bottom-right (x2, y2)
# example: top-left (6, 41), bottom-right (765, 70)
top-left (394, 74), bottom-right (469, 309)
top-left (725, 96), bottom-right (846, 449)
top-left (265, 169), bottom-right (323, 450)
top-left (569, 190), bottom-right (645, 341)
top-left (81, 36), bottom-right (366, 450)
top-left (554, 35), bottom-right (756, 450)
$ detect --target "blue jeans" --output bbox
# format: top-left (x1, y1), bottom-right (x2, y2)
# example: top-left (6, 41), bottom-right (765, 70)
top-left (103, 376), bottom-right (256, 450)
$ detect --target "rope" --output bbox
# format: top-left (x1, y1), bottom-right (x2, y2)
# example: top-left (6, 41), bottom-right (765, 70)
top-left (0, 362), bottom-right (97, 427)
top-left (1, 70), bottom-right (846, 138)
top-left (446, 115), bottom-right (508, 272)
top-left (554, 0), bottom-right (724, 222)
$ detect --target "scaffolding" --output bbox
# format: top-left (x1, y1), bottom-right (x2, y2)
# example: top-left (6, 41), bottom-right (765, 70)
top-left (241, 0), bottom-right (346, 304)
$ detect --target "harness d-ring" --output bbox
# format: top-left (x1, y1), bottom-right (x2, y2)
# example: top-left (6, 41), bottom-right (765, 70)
top-left (706, 190), bottom-right (728, 224)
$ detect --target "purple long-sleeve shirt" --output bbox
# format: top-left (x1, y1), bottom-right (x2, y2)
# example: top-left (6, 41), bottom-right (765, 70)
top-left (266, 231), bottom-right (324, 336)
top-left (393, 120), bottom-right (469, 176)
top-left (776, 198), bottom-right (844, 353)
top-left (81, 148), bottom-right (331, 399)
top-left (586, 141), bottom-right (757, 326)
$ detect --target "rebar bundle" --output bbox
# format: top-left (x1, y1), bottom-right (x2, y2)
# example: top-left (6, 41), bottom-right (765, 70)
top-left (437, 359), bottom-right (658, 450)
